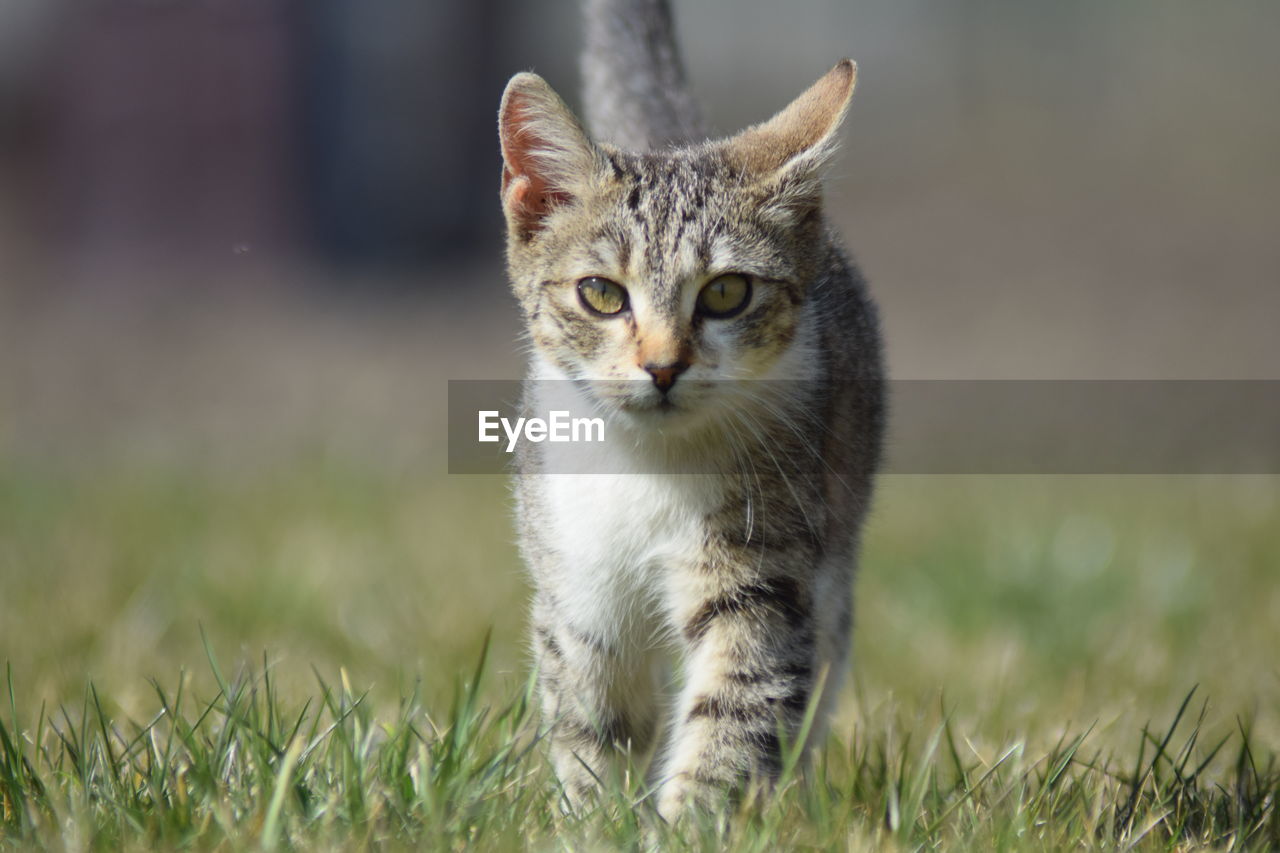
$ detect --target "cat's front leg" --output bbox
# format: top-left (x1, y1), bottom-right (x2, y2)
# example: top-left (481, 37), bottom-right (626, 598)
top-left (657, 562), bottom-right (818, 818)
top-left (531, 592), bottom-right (659, 811)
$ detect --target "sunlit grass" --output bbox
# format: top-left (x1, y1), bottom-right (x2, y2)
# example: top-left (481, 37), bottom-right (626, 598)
top-left (2, 647), bottom-right (1276, 849)
top-left (1, 462), bottom-right (1277, 848)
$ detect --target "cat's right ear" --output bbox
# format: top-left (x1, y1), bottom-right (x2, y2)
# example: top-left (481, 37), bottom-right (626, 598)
top-left (722, 60), bottom-right (857, 224)
top-left (499, 73), bottom-right (598, 241)
top-left (725, 59), bottom-right (857, 179)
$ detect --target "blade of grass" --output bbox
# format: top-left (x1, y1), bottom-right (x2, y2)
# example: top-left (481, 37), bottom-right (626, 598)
top-left (260, 735), bottom-right (305, 851)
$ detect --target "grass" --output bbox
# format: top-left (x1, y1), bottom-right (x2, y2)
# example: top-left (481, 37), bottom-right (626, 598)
top-left (1, 461), bottom-right (1278, 849)
top-left (1, 647), bottom-right (1277, 849)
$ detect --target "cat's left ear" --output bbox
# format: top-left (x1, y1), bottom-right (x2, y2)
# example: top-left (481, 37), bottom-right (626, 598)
top-left (723, 59), bottom-right (856, 192)
top-left (499, 73), bottom-right (599, 241)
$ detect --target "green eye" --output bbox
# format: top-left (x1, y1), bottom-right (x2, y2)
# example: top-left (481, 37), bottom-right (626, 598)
top-left (696, 273), bottom-right (751, 318)
top-left (577, 276), bottom-right (629, 316)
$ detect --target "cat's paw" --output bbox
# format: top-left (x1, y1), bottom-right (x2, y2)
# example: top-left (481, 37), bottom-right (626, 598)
top-left (656, 775), bottom-right (727, 822)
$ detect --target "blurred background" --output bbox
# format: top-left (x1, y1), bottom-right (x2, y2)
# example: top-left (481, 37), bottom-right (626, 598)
top-left (0, 0), bottom-right (1277, 752)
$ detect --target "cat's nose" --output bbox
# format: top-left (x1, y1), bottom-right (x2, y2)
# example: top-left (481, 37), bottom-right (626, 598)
top-left (644, 361), bottom-right (689, 393)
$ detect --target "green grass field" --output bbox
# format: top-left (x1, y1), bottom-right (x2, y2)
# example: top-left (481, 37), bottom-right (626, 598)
top-left (2, 460), bottom-right (1277, 849)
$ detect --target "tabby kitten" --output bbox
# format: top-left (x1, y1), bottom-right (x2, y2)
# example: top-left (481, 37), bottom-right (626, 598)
top-left (497, 0), bottom-right (884, 817)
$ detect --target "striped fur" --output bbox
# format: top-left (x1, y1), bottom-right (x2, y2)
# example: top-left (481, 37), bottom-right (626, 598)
top-left (498, 2), bottom-right (884, 819)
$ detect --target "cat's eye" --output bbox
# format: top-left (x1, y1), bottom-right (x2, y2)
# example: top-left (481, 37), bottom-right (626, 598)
top-left (577, 276), bottom-right (629, 316)
top-left (696, 273), bottom-right (751, 318)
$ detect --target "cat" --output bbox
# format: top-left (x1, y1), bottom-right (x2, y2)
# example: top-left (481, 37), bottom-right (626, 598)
top-left (496, 0), bottom-right (884, 818)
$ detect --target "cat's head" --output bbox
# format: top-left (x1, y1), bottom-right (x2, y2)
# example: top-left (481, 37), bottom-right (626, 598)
top-left (498, 61), bottom-right (856, 431)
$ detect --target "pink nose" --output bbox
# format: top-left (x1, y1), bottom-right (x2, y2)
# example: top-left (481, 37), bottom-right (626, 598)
top-left (644, 361), bottom-right (689, 393)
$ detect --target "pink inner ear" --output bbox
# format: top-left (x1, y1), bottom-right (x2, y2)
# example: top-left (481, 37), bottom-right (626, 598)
top-left (501, 97), bottom-right (570, 232)
top-left (505, 174), bottom-right (548, 220)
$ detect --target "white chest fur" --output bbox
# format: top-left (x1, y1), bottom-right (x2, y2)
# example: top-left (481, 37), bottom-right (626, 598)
top-left (534, 471), bottom-right (720, 645)
top-left (523, 356), bottom-right (731, 644)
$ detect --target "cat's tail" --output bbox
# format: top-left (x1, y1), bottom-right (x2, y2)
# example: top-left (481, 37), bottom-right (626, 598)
top-left (581, 0), bottom-right (707, 150)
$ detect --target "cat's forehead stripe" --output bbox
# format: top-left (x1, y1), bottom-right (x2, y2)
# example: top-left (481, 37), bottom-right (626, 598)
top-left (619, 156), bottom-right (720, 292)
top-left (586, 224), bottom-right (632, 273)
top-left (586, 150), bottom-right (786, 307)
